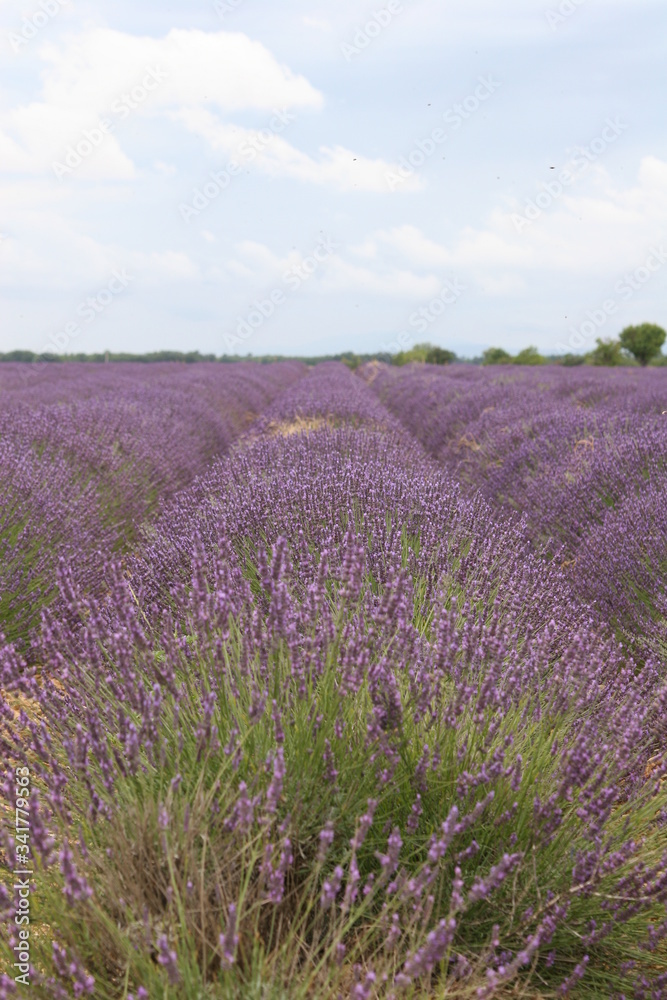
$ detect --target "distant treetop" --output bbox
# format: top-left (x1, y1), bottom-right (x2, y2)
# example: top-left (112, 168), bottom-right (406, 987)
top-left (619, 323), bottom-right (666, 366)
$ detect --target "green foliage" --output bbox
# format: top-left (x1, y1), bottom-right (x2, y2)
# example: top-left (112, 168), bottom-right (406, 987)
top-left (424, 345), bottom-right (456, 365)
top-left (392, 343), bottom-right (456, 366)
top-left (0, 349), bottom-right (401, 368)
top-left (0, 349), bottom-right (218, 364)
top-left (589, 338), bottom-right (624, 366)
top-left (482, 347), bottom-right (513, 365)
top-left (560, 353), bottom-right (586, 366)
top-left (6, 547), bottom-right (666, 998)
top-left (513, 346), bottom-right (544, 365)
top-left (0, 349), bottom-right (37, 362)
top-left (619, 322), bottom-right (667, 366)
top-left (0, 663), bottom-right (640, 996)
top-left (339, 352), bottom-right (364, 370)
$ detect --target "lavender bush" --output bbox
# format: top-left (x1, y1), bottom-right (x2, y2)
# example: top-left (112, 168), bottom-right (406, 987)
top-left (0, 362), bottom-right (304, 645)
top-left (0, 363), bottom-right (665, 998)
top-left (365, 363), bottom-right (667, 659)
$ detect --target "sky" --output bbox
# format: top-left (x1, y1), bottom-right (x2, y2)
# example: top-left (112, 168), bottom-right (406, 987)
top-left (1, 0), bottom-right (666, 359)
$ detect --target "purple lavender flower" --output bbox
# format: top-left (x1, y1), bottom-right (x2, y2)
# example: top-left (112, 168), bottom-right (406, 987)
top-left (156, 934), bottom-right (180, 985)
top-left (321, 866), bottom-right (344, 910)
top-left (219, 903), bottom-right (239, 970)
top-left (59, 841), bottom-right (93, 905)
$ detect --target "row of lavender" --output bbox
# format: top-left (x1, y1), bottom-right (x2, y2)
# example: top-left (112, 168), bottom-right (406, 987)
top-left (365, 363), bottom-right (667, 661)
top-left (0, 362), bottom-right (305, 645)
top-left (1, 363), bottom-right (665, 998)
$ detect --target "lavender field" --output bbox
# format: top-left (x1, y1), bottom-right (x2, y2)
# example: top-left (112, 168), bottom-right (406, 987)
top-left (1, 361), bottom-right (666, 999)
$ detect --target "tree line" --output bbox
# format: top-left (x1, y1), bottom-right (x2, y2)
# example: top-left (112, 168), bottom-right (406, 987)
top-left (0, 324), bottom-right (664, 368)
top-left (481, 324), bottom-right (666, 367)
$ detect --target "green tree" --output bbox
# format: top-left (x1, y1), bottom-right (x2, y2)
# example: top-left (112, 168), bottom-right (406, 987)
top-left (561, 353), bottom-right (585, 366)
top-left (589, 338), bottom-right (623, 366)
top-left (513, 346), bottom-right (544, 365)
top-left (618, 323), bottom-right (666, 366)
top-left (0, 350), bottom-right (38, 362)
top-left (425, 346), bottom-right (456, 365)
top-left (482, 347), bottom-right (513, 365)
top-left (392, 343), bottom-right (456, 366)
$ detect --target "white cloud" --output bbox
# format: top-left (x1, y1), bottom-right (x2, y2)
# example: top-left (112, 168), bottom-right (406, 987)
top-left (355, 157), bottom-right (667, 283)
top-left (0, 227), bottom-right (199, 289)
top-left (324, 258), bottom-right (441, 298)
top-left (0, 100), bottom-right (136, 177)
top-left (0, 27), bottom-right (323, 178)
top-left (637, 154), bottom-right (667, 190)
top-left (38, 27), bottom-right (323, 115)
top-left (486, 156), bottom-right (667, 272)
top-left (330, 156), bottom-right (667, 304)
top-left (355, 225), bottom-right (452, 268)
top-left (0, 178), bottom-right (199, 289)
top-left (154, 160), bottom-right (176, 176)
top-left (225, 237), bottom-right (441, 299)
top-left (174, 109), bottom-right (422, 193)
top-left (226, 239), bottom-right (293, 279)
top-left (132, 249), bottom-right (199, 283)
top-left (453, 225), bottom-right (534, 268)
top-left (0, 0), bottom-right (662, 359)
